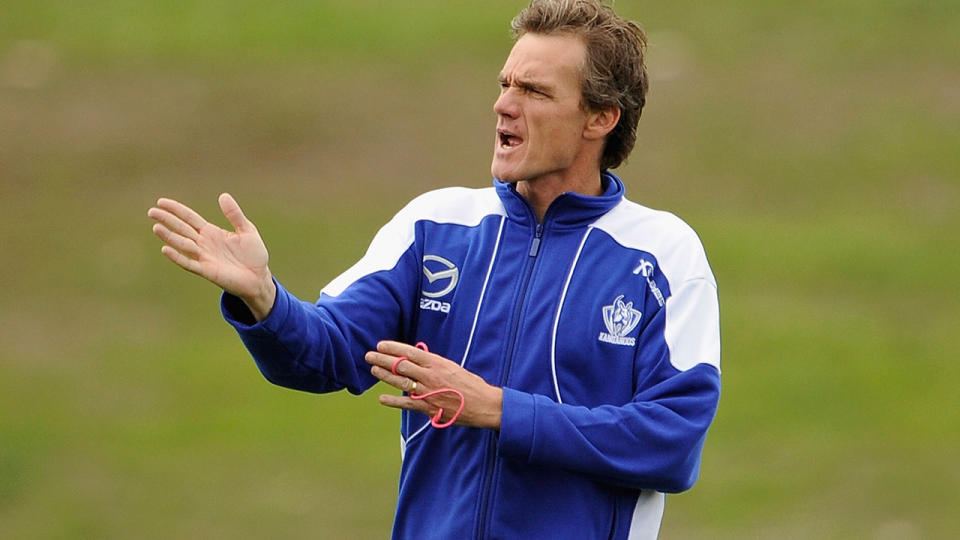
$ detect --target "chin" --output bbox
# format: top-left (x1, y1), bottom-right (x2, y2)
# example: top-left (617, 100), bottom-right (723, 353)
top-left (491, 162), bottom-right (517, 183)
top-left (492, 146), bottom-right (529, 182)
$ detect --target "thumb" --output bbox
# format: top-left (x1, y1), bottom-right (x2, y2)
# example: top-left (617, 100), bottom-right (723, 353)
top-left (218, 193), bottom-right (253, 232)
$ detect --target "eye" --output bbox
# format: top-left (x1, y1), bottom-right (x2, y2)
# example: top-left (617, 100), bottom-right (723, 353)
top-left (529, 87), bottom-right (550, 99)
top-left (519, 83), bottom-right (549, 98)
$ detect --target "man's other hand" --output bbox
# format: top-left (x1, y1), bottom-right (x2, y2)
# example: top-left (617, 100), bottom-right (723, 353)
top-left (366, 341), bottom-right (504, 430)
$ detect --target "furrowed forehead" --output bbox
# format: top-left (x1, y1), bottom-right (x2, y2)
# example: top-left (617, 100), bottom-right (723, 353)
top-left (500, 33), bottom-right (585, 83)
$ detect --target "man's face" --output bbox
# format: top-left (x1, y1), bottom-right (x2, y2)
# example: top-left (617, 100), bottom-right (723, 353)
top-left (491, 33), bottom-right (595, 184)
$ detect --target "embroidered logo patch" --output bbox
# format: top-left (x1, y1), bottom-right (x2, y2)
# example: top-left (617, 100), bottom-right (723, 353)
top-left (599, 295), bottom-right (642, 346)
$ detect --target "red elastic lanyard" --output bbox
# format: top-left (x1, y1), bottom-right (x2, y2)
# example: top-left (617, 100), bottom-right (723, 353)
top-left (391, 342), bottom-right (465, 429)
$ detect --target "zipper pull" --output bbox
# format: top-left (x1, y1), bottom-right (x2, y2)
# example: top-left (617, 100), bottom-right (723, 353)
top-left (529, 224), bottom-right (544, 257)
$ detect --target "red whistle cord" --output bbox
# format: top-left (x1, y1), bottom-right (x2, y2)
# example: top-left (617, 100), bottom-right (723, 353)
top-left (390, 342), bottom-right (465, 429)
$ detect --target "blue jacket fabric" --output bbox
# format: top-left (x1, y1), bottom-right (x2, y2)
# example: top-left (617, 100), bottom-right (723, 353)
top-left (222, 173), bottom-right (721, 539)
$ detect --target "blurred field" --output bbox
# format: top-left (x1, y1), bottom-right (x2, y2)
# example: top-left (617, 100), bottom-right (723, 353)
top-left (1, 1), bottom-right (958, 538)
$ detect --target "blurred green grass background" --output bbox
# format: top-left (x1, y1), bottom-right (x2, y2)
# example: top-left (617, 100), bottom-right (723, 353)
top-left (1, 1), bottom-right (958, 538)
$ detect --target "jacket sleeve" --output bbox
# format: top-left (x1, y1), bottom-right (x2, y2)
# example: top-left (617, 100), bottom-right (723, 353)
top-left (497, 277), bottom-right (721, 493)
top-left (220, 204), bottom-right (423, 396)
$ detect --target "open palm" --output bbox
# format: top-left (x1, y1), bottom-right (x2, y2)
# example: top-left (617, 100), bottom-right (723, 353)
top-left (148, 193), bottom-right (275, 317)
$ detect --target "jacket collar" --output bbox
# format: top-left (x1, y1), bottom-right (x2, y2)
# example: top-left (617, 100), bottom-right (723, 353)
top-left (494, 171), bottom-right (625, 229)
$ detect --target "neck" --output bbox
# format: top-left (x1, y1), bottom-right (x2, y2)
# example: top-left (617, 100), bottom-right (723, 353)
top-left (515, 170), bottom-right (604, 221)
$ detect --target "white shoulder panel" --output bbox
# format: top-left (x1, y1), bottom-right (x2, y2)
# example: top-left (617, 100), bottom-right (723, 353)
top-left (322, 187), bottom-right (504, 297)
top-left (663, 277), bottom-right (721, 372)
top-left (590, 199), bottom-right (715, 286)
top-left (592, 199), bottom-right (720, 372)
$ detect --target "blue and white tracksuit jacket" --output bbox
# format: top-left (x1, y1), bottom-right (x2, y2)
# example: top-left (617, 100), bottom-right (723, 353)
top-left (222, 173), bottom-right (721, 539)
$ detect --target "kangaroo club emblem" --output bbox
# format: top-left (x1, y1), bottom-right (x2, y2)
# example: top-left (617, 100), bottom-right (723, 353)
top-left (599, 294), bottom-right (642, 346)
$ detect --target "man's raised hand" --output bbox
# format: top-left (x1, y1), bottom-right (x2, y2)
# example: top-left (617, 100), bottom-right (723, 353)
top-left (148, 193), bottom-right (276, 320)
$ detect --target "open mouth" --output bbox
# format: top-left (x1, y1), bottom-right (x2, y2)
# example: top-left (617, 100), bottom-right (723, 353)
top-left (498, 129), bottom-right (523, 149)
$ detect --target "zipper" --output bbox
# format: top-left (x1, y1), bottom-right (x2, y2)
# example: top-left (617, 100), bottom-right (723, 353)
top-left (528, 223), bottom-right (544, 256)
top-left (476, 213), bottom-right (547, 539)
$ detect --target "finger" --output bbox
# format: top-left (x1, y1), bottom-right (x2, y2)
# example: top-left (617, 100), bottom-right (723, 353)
top-left (376, 340), bottom-right (434, 368)
top-left (159, 245), bottom-right (203, 275)
top-left (218, 193), bottom-right (252, 233)
top-left (366, 351), bottom-right (427, 380)
top-left (369, 365), bottom-right (421, 393)
top-left (148, 207), bottom-right (200, 241)
top-left (156, 197), bottom-right (208, 232)
top-left (378, 394), bottom-right (435, 416)
top-left (152, 223), bottom-right (200, 256)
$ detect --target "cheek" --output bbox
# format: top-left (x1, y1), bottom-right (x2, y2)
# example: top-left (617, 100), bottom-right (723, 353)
top-left (537, 118), bottom-right (581, 155)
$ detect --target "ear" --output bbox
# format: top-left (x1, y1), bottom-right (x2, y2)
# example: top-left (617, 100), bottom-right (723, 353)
top-left (583, 106), bottom-right (620, 140)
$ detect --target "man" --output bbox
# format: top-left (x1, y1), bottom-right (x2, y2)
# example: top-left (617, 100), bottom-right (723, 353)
top-left (148, 1), bottom-right (721, 538)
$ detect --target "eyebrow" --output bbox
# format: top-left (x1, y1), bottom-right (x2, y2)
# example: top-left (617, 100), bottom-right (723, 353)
top-left (498, 73), bottom-right (554, 96)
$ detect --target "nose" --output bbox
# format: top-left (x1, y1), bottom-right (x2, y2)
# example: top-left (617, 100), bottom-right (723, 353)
top-left (494, 88), bottom-right (519, 119)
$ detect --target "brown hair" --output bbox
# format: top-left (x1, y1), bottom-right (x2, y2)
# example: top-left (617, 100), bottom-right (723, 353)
top-left (511, 0), bottom-right (648, 170)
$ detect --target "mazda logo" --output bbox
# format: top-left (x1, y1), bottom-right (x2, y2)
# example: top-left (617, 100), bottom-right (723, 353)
top-left (422, 255), bottom-right (459, 298)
